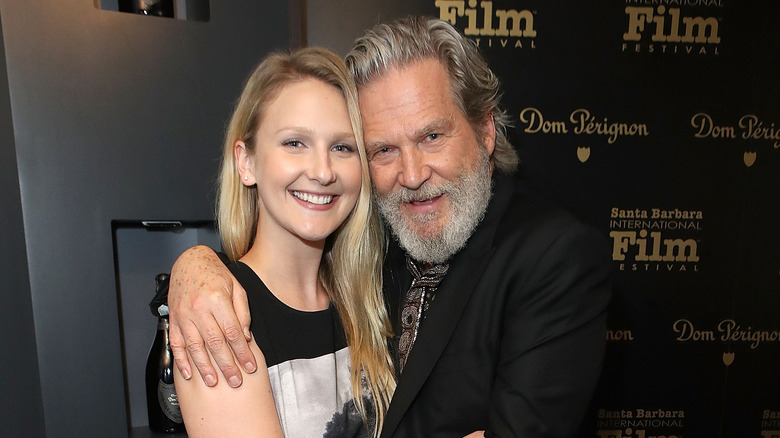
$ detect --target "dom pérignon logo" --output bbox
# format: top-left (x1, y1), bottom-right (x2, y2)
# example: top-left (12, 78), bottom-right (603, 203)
top-left (691, 112), bottom-right (780, 167)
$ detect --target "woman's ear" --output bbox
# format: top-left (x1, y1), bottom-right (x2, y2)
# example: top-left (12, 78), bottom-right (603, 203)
top-left (234, 141), bottom-right (256, 186)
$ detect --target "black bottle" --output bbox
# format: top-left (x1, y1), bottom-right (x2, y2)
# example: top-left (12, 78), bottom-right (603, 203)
top-left (145, 273), bottom-right (185, 433)
top-left (118, 0), bottom-right (174, 17)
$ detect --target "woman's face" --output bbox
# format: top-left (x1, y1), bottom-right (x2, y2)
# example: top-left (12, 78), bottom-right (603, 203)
top-left (237, 78), bottom-right (362, 245)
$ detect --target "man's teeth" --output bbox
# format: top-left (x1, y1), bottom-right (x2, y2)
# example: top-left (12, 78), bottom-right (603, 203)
top-left (293, 191), bottom-right (333, 205)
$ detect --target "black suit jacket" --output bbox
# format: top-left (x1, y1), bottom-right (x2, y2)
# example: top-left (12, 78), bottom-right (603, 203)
top-left (380, 174), bottom-right (612, 438)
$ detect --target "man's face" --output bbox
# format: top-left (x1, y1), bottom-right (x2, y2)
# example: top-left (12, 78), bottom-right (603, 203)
top-left (358, 59), bottom-right (496, 263)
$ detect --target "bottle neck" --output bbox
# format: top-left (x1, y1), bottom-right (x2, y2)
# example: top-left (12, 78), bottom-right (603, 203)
top-left (157, 317), bottom-right (169, 331)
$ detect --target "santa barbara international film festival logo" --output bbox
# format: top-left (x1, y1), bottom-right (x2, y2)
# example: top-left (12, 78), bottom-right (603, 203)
top-left (762, 410), bottom-right (780, 438)
top-left (434, 0), bottom-right (536, 50)
top-left (609, 207), bottom-right (701, 273)
top-left (622, 0), bottom-right (724, 56)
top-left (595, 407), bottom-right (685, 438)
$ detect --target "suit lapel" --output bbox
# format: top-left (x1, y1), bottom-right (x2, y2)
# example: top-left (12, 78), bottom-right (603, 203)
top-left (380, 175), bottom-right (515, 437)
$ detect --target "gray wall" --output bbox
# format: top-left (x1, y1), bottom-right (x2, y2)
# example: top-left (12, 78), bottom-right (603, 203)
top-left (0, 1), bottom-right (290, 436)
top-left (305, 0), bottom-right (429, 56)
top-left (0, 10), bottom-right (47, 438)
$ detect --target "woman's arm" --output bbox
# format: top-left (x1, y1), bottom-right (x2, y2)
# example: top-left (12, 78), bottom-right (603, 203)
top-left (174, 338), bottom-right (283, 438)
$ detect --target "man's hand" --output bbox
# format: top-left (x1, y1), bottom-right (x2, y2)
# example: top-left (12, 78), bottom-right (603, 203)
top-left (168, 245), bottom-right (256, 388)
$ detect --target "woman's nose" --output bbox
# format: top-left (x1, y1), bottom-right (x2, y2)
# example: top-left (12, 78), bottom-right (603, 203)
top-left (308, 149), bottom-right (336, 185)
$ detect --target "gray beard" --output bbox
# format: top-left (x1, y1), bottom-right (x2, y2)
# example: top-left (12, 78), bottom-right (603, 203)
top-left (374, 149), bottom-right (493, 264)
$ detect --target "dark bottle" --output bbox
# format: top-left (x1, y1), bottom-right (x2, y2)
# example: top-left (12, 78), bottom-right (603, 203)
top-left (145, 273), bottom-right (185, 433)
top-left (118, 0), bottom-right (174, 17)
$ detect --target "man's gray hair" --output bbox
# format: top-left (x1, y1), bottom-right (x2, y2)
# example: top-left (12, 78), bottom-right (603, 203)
top-left (346, 16), bottom-right (519, 174)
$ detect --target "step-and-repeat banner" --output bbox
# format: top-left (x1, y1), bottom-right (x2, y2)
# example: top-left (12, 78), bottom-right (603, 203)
top-left (421, 1), bottom-right (778, 437)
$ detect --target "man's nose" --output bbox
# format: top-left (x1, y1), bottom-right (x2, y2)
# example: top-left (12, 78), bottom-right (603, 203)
top-left (398, 148), bottom-right (432, 190)
top-left (308, 149), bottom-right (336, 185)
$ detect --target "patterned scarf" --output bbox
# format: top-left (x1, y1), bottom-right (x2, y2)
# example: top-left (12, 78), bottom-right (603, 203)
top-left (397, 256), bottom-right (449, 372)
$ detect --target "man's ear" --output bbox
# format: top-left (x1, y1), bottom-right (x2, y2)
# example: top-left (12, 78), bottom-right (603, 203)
top-left (234, 141), bottom-right (256, 186)
top-left (481, 112), bottom-right (496, 156)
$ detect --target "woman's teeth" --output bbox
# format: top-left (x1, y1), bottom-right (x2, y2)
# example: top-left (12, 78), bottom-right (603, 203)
top-left (293, 191), bottom-right (333, 205)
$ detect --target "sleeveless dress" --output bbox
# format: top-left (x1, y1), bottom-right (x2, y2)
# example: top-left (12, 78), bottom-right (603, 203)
top-left (229, 261), bottom-right (372, 438)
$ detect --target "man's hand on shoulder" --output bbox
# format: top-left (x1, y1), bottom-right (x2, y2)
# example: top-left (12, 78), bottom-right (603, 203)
top-left (168, 245), bottom-right (256, 388)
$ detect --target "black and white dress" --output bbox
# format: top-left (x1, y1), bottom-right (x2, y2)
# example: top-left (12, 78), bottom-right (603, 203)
top-left (229, 261), bottom-right (371, 438)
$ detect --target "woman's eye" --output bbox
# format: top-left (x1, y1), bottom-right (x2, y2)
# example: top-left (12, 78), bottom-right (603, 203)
top-left (282, 139), bottom-right (303, 148)
top-left (332, 144), bottom-right (354, 153)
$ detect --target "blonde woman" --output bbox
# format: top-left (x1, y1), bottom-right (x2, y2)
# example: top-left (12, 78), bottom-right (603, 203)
top-left (174, 47), bottom-right (395, 438)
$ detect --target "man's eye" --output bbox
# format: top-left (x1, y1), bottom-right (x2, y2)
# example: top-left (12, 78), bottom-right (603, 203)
top-left (368, 147), bottom-right (392, 162)
top-left (373, 147), bottom-right (392, 157)
top-left (427, 133), bottom-right (441, 141)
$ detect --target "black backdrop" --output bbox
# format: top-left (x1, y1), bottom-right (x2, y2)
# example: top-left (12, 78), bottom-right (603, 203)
top-left (419, 1), bottom-right (779, 437)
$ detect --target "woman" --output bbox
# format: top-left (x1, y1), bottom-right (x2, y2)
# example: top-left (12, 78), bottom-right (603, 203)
top-left (174, 47), bottom-right (395, 438)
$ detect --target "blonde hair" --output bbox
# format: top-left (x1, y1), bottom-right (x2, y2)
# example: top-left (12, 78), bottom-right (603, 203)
top-left (347, 16), bottom-right (519, 174)
top-left (216, 47), bottom-right (395, 435)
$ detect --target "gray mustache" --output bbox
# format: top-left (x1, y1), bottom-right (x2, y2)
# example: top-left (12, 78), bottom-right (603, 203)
top-left (383, 183), bottom-right (453, 204)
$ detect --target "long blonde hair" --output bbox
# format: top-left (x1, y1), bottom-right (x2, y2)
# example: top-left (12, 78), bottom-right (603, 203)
top-left (216, 47), bottom-right (395, 435)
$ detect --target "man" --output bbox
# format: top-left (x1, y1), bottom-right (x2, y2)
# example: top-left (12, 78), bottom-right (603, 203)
top-left (169, 16), bottom-right (611, 437)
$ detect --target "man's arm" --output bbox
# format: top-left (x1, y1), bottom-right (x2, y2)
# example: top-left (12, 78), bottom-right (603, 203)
top-left (168, 245), bottom-right (257, 387)
top-left (487, 224), bottom-right (612, 437)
